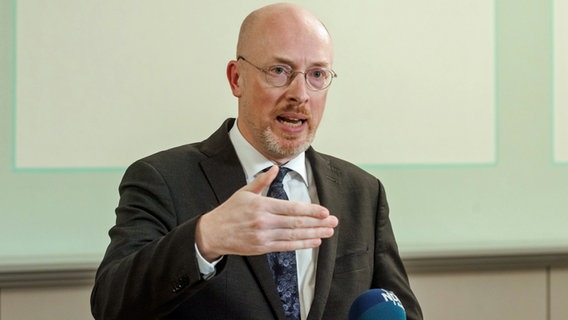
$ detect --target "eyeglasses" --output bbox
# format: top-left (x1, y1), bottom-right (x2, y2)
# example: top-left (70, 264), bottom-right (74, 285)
top-left (237, 56), bottom-right (337, 91)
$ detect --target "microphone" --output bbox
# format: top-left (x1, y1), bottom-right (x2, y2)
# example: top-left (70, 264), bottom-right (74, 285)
top-left (348, 288), bottom-right (406, 320)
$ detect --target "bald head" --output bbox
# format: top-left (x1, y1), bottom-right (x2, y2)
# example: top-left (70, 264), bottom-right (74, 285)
top-left (236, 3), bottom-right (332, 61)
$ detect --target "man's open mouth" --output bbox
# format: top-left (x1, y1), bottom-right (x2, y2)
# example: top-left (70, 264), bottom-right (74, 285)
top-left (277, 116), bottom-right (306, 127)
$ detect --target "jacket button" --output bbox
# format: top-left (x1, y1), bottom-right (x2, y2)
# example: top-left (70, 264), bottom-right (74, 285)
top-left (172, 276), bottom-right (189, 293)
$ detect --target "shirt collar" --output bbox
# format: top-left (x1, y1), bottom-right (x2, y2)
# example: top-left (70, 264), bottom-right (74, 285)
top-left (229, 120), bottom-right (308, 186)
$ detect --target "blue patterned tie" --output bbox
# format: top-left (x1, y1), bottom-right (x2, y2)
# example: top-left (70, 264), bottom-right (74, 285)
top-left (266, 166), bottom-right (300, 320)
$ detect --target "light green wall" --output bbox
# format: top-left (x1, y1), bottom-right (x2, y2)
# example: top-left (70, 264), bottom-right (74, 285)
top-left (374, 0), bottom-right (568, 255)
top-left (1, 0), bottom-right (119, 266)
top-left (1, 0), bottom-right (567, 268)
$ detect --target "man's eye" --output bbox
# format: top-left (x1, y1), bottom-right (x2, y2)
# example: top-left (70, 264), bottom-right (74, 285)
top-left (269, 66), bottom-right (290, 75)
top-left (310, 69), bottom-right (325, 79)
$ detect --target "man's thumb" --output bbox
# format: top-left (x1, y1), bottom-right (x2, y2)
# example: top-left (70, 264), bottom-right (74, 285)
top-left (243, 165), bottom-right (278, 194)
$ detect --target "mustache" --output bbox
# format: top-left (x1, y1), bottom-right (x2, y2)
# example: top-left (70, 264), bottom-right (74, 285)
top-left (279, 104), bottom-right (311, 117)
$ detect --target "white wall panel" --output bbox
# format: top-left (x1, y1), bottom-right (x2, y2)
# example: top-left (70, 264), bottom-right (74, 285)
top-left (14, 0), bottom-right (495, 168)
top-left (554, 0), bottom-right (568, 163)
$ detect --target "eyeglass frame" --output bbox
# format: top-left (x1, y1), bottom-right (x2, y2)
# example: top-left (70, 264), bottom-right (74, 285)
top-left (237, 56), bottom-right (337, 91)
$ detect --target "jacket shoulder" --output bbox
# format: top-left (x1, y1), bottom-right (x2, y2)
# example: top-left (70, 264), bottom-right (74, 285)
top-left (309, 149), bottom-right (379, 185)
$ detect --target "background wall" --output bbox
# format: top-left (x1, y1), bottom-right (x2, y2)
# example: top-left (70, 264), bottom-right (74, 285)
top-left (2, 0), bottom-right (567, 269)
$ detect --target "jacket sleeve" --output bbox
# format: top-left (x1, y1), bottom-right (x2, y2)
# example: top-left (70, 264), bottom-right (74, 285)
top-left (90, 160), bottom-right (221, 319)
top-left (372, 180), bottom-right (423, 320)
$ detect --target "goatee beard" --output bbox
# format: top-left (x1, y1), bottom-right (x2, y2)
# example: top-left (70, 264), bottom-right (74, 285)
top-left (262, 127), bottom-right (314, 159)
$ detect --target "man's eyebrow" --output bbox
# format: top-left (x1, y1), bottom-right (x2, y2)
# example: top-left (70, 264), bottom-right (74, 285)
top-left (270, 57), bottom-right (294, 66)
top-left (271, 57), bottom-right (331, 69)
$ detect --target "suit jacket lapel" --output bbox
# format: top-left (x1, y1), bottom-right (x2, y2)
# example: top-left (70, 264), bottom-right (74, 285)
top-left (199, 119), bottom-right (286, 319)
top-left (199, 119), bottom-right (246, 203)
top-left (305, 148), bottom-right (342, 320)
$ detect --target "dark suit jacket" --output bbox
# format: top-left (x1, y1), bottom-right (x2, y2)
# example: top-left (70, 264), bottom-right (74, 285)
top-left (91, 118), bottom-right (422, 320)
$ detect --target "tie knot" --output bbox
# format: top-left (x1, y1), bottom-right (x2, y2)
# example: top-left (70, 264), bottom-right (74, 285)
top-left (266, 166), bottom-right (290, 200)
top-left (274, 166), bottom-right (291, 184)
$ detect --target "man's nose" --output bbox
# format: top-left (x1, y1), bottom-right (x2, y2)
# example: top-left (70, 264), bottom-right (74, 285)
top-left (285, 72), bottom-right (310, 104)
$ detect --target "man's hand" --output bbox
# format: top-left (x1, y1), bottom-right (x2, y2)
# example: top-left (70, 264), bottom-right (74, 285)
top-left (195, 165), bottom-right (338, 262)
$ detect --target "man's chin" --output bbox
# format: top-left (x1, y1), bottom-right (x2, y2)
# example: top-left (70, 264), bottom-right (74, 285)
top-left (267, 140), bottom-right (310, 158)
top-left (280, 144), bottom-right (309, 158)
top-left (263, 129), bottom-right (314, 158)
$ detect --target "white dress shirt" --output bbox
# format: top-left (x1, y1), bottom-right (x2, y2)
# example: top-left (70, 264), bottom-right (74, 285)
top-left (195, 121), bottom-right (319, 320)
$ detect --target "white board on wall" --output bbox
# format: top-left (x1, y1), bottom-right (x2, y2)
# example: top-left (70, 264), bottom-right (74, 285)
top-left (554, 0), bottom-right (568, 163)
top-left (315, 1), bottom-right (495, 166)
top-left (15, 0), bottom-right (495, 169)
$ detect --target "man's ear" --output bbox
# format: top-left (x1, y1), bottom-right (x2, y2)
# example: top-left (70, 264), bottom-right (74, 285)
top-left (226, 61), bottom-right (242, 97)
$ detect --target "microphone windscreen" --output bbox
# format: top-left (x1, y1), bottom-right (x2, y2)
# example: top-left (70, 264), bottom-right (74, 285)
top-left (348, 288), bottom-right (406, 320)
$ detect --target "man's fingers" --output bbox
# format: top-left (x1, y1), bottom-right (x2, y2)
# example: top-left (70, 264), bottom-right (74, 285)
top-left (267, 210), bottom-right (339, 230)
top-left (271, 223), bottom-right (336, 240)
top-left (242, 165), bottom-right (278, 195)
top-left (269, 199), bottom-right (332, 219)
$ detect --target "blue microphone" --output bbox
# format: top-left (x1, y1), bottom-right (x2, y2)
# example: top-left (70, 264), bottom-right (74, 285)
top-left (348, 289), bottom-right (406, 320)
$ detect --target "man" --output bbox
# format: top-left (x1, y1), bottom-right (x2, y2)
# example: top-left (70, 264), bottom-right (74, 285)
top-left (91, 3), bottom-right (422, 320)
